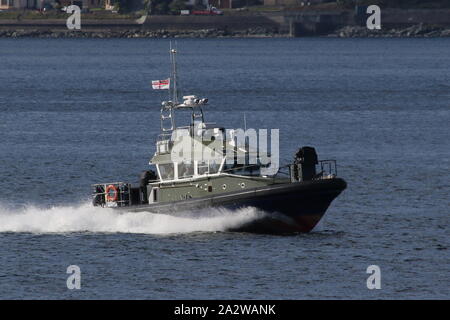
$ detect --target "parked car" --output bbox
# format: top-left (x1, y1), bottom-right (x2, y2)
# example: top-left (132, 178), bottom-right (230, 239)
top-left (181, 6), bottom-right (223, 16)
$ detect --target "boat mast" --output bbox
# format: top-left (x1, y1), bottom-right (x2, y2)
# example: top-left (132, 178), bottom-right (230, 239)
top-left (160, 43), bottom-right (179, 133)
top-left (170, 42), bottom-right (179, 105)
top-left (160, 44), bottom-right (207, 134)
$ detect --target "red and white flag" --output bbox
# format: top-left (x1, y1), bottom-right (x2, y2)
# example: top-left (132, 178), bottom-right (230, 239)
top-left (152, 78), bottom-right (170, 90)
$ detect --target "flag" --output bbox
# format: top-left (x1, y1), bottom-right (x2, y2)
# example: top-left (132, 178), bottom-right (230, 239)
top-left (152, 78), bottom-right (170, 90)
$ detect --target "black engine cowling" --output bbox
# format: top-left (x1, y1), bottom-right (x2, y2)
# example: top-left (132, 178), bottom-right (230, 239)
top-left (292, 146), bottom-right (318, 181)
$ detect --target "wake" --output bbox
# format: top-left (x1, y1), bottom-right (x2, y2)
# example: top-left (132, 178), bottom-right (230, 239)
top-left (0, 202), bottom-right (264, 235)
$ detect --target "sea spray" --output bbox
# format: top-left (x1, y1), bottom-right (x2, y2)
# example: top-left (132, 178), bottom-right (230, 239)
top-left (0, 202), bottom-right (265, 234)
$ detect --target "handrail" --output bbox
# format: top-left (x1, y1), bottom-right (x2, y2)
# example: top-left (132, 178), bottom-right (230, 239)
top-left (318, 159), bottom-right (337, 177)
top-left (92, 182), bottom-right (132, 207)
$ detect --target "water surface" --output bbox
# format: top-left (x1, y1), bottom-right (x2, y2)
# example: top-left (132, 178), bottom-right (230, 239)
top-left (0, 38), bottom-right (449, 299)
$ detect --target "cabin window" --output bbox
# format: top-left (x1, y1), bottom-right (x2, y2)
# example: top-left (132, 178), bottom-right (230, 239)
top-left (178, 162), bottom-right (194, 179)
top-left (196, 160), bottom-right (221, 176)
top-left (158, 164), bottom-right (174, 180)
top-left (223, 163), bottom-right (260, 176)
top-left (209, 160), bottom-right (220, 174)
top-left (197, 161), bottom-right (209, 175)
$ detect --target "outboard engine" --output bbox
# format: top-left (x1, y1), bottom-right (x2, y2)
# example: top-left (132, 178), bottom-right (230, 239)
top-left (291, 146), bottom-right (318, 182)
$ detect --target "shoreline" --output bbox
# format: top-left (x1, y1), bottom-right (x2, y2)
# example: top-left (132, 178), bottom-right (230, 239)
top-left (1, 24), bottom-right (450, 38)
top-left (0, 7), bottom-right (449, 39)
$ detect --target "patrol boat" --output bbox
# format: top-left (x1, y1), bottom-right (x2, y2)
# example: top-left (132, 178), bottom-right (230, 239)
top-left (92, 48), bottom-right (347, 233)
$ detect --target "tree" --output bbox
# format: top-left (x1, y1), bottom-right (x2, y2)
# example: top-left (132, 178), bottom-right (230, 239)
top-left (117, 0), bottom-right (132, 13)
top-left (153, 0), bottom-right (170, 14)
top-left (169, 0), bottom-right (187, 14)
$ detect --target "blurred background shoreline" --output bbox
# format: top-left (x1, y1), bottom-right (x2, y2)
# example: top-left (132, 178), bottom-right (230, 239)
top-left (1, 0), bottom-right (450, 38)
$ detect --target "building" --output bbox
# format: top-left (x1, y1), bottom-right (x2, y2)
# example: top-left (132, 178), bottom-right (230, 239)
top-left (104, 0), bottom-right (213, 12)
top-left (104, 0), bottom-right (114, 10)
top-left (104, 0), bottom-right (143, 11)
top-left (185, 0), bottom-right (244, 9)
top-left (0, 0), bottom-right (13, 10)
top-left (264, 0), bottom-right (335, 6)
top-left (208, 0), bottom-right (232, 9)
top-left (0, 0), bottom-right (103, 10)
top-left (185, 0), bottom-right (209, 6)
top-left (59, 0), bottom-right (103, 9)
top-left (0, 0), bottom-right (36, 10)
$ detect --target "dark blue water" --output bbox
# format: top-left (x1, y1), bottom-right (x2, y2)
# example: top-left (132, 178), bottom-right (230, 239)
top-left (0, 38), bottom-right (449, 299)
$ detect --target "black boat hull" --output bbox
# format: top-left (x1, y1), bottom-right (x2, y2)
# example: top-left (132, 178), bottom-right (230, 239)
top-left (112, 178), bottom-right (347, 234)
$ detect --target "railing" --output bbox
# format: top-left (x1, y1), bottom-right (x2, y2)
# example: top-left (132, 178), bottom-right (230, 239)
top-left (317, 160), bottom-right (337, 179)
top-left (157, 133), bottom-right (173, 142)
top-left (279, 160), bottom-right (338, 182)
top-left (221, 160), bottom-right (338, 181)
top-left (92, 182), bottom-right (131, 207)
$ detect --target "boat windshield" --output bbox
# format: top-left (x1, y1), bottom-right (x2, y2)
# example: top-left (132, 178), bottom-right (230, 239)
top-left (198, 160), bottom-right (221, 175)
top-left (178, 161), bottom-right (194, 178)
top-left (158, 163), bottom-right (175, 180)
top-left (158, 159), bottom-right (222, 181)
